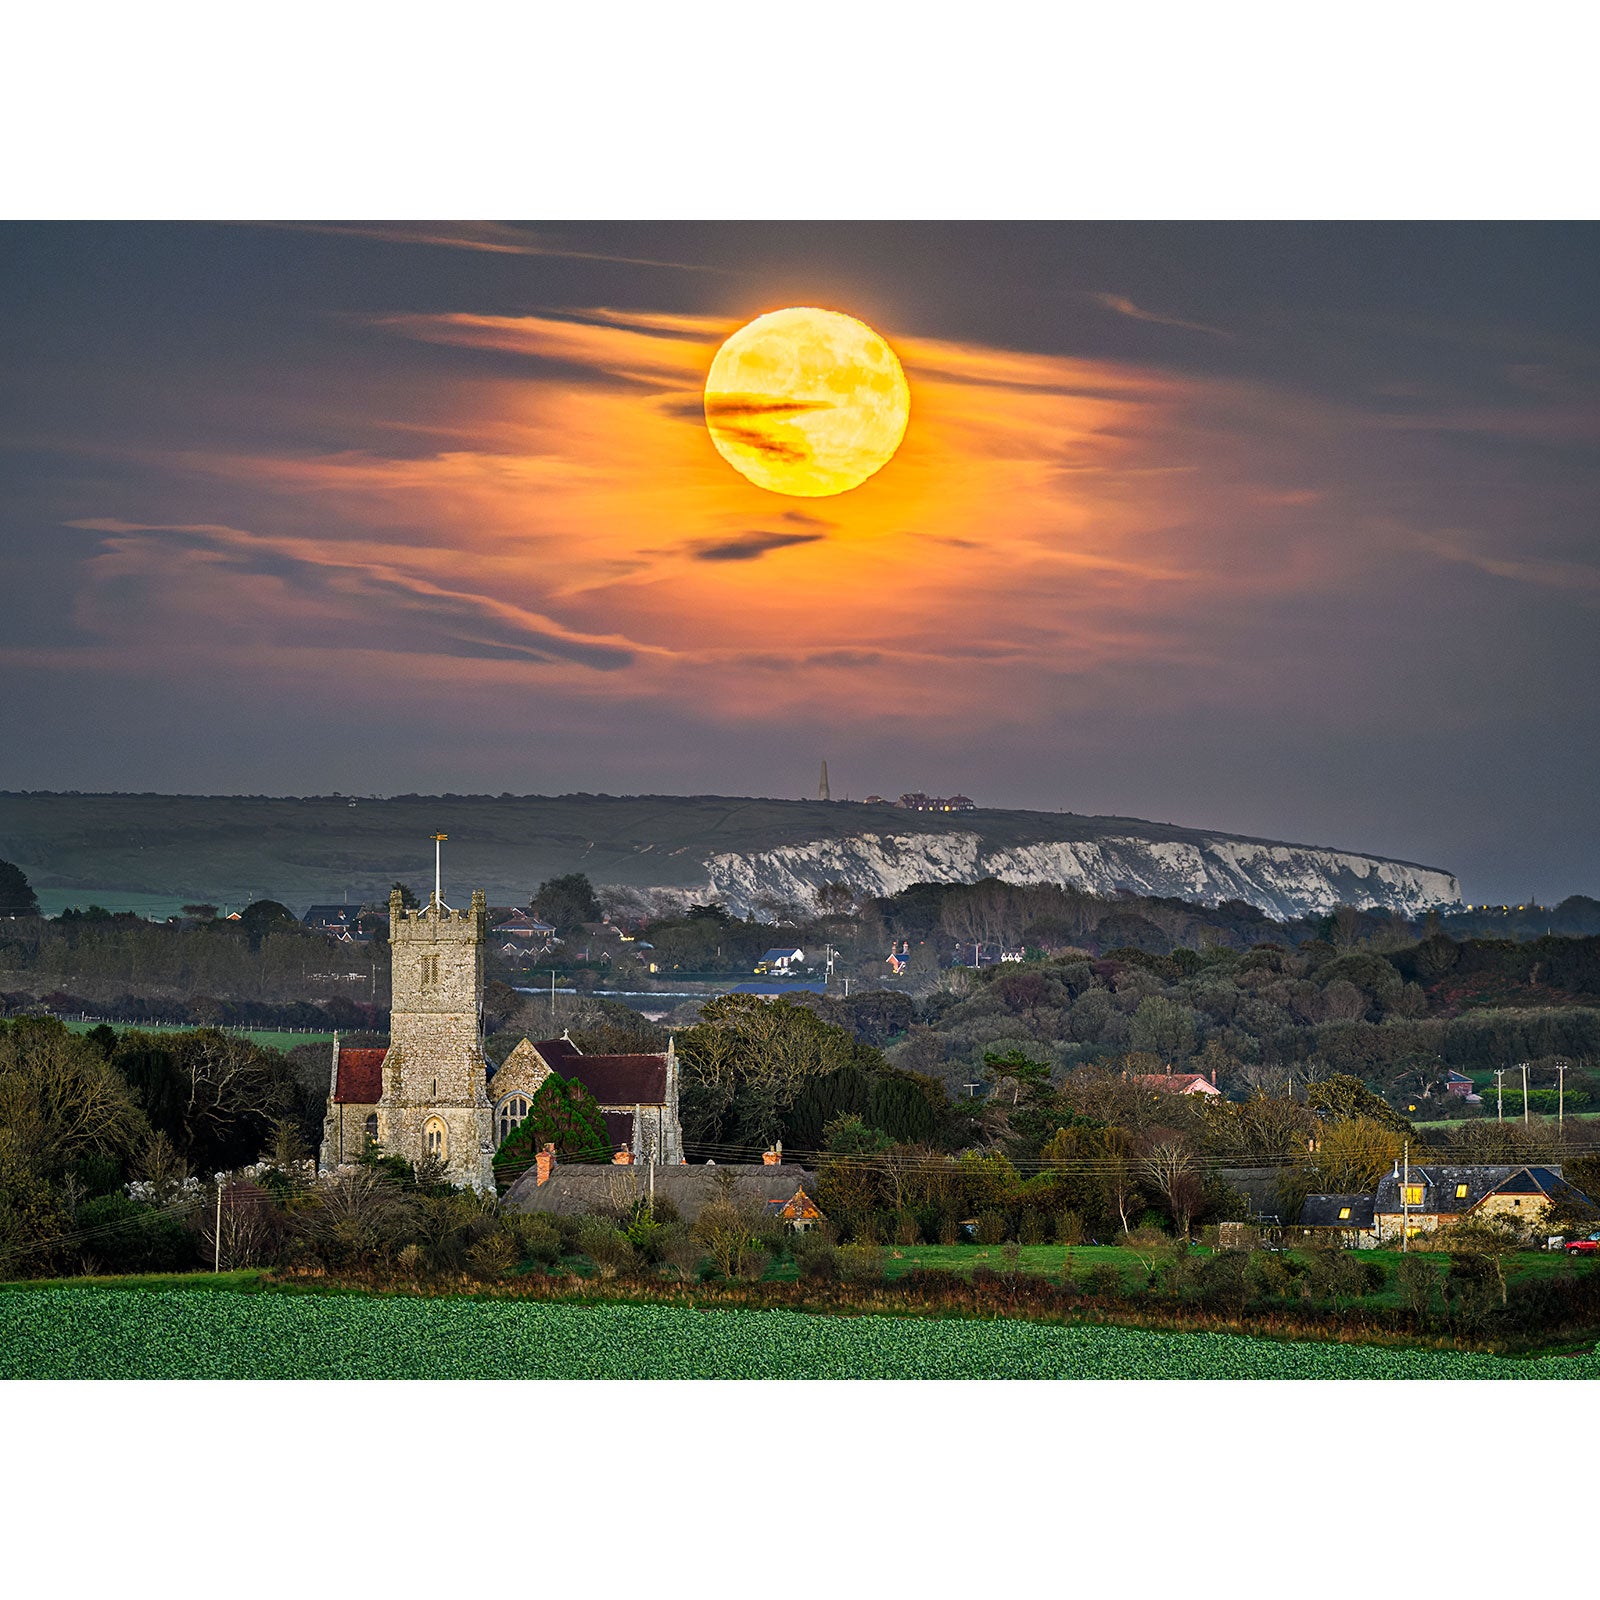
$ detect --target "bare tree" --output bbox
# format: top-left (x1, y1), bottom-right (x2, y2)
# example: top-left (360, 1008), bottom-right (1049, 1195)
top-left (1139, 1137), bottom-right (1203, 1238)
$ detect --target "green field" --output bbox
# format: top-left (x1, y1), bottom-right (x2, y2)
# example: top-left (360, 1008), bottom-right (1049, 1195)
top-left (805, 1242), bottom-right (1582, 1304)
top-left (57, 1017), bottom-right (337, 1053)
top-left (2, 1283), bottom-right (1592, 1379)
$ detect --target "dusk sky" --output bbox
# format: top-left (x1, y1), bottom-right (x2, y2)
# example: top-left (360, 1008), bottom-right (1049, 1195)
top-left (3, 221), bottom-right (1597, 903)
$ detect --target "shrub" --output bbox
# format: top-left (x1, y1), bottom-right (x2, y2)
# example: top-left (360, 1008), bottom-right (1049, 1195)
top-left (793, 1234), bottom-right (839, 1283)
top-left (937, 1212), bottom-right (960, 1245)
top-left (1018, 1211), bottom-right (1047, 1245)
top-left (1000, 1241), bottom-right (1022, 1272)
top-left (1054, 1209), bottom-right (1085, 1246)
top-left (975, 1210), bottom-right (1007, 1245)
top-left (894, 1211), bottom-right (920, 1246)
top-left (513, 1216), bottom-right (561, 1268)
top-left (466, 1231), bottom-right (518, 1280)
top-left (577, 1221), bottom-right (636, 1279)
top-left (1082, 1263), bottom-right (1123, 1298)
top-left (837, 1243), bottom-right (886, 1284)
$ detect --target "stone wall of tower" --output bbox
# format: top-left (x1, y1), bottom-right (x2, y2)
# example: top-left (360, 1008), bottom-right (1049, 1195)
top-left (378, 887), bottom-right (495, 1192)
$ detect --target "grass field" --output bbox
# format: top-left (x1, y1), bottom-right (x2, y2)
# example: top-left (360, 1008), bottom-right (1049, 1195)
top-left (2, 1282), bottom-right (1593, 1379)
top-left (781, 1242), bottom-right (1586, 1304)
top-left (56, 1017), bottom-right (337, 1053)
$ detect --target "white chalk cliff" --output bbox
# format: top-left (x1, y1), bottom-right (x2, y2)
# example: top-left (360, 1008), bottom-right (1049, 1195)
top-left (699, 829), bottom-right (1460, 921)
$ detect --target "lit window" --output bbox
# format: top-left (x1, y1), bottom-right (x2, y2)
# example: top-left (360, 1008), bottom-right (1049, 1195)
top-left (1401, 1184), bottom-right (1424, 1205)
top-left (1338, 1207), bottom-right (1351, 1220)
top-left (364, 1112), bottom-right (378, 1143)
top-left (424, 1117), bottom-right (447, 1160)
top-left (1456, 1183), bottom-right (1468, 1199)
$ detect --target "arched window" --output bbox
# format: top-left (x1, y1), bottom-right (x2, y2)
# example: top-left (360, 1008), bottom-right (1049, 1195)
top-left (496, 1095), bottom-right (529, 1147)
top-left (424, 1117), bottom-right (447, 1161)
top-left (363, 1112), bottom-right (378, 1144)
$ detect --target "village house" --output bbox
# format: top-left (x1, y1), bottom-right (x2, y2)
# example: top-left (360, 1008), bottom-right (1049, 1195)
top-left (1132, 1068), bottom-right (1222, 1098)
top-left (755, 946), bottom-right (804, 975)
top-left (504, 1158), bottom-right (819, 1222)
top-left (1295, 1164), bottom-right (1587, 1246)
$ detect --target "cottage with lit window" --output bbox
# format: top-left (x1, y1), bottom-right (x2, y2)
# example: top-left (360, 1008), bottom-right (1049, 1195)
top-left (1296, 1164), bottom-right (1586, 1247)
top-left (1295, 1193), bottom-right (1377, 1244)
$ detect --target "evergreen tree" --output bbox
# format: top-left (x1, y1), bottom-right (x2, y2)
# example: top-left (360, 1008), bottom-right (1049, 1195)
top-left (492, 1072), bottom-right (611, 1185)
top-left (0, 859), bottom-right (39, 917)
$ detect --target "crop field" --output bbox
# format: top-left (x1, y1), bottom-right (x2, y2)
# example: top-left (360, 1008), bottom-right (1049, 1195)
top-left (2, 1285), bottom-right (1595, 1379)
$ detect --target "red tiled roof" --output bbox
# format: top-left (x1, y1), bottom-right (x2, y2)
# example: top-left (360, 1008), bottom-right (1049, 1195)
top-left (334, 1048), bottom-right (387, 1104)
top-left (1135, 1073), bottom-right (1218, 1095)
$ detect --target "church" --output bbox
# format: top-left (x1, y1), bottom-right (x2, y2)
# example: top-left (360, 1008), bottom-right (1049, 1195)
top-left (319, 881), bottom-right (684, 1191)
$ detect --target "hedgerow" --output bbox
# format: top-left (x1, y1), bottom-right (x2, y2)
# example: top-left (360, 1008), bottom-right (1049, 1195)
top-left (1, 1287), bottom-right (1594, 1380)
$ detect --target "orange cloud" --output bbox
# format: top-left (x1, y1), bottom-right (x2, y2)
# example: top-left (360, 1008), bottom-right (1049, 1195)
top-left (51, 304), bottom-right (1362, 726)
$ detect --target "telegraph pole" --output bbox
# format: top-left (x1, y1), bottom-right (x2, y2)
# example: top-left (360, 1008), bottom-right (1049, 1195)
top-left (1520, 1060), bottom-right (1530, 1128)
top-left (214, 1174), bottom-right (224, 1274)
top-left (549, 969), bottom-right (557, 1018)
top-left (1556, 1059), bottom-right (1567, 1127)
top-left (1401, 1140), bottom-right (1410, 1253)
top-left (1495, 1068), bottom-right (1505, 1122)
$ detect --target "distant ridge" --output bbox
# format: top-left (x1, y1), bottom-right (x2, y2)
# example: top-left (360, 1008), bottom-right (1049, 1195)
top-left (0, 791), bottom-right (1460, 921)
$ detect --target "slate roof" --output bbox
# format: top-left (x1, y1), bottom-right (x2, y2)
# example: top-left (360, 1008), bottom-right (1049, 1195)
top-left (1371, 1164), bottom-right (1569, 1216)
top-left (1298, 1193), bottom-right (1377, 1229)
top-left (760, 948), bottom-right (804, 963)
top-left (600, 1110), bottom-right (636, 1150)
top-left (332, 1048), bottom-right (386, 1104)
top-left (524, 1037), bottom-right (667, 1106)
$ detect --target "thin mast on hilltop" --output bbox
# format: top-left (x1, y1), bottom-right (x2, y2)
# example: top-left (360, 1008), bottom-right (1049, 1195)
top-left (433, 832), bottom-right (447, 910)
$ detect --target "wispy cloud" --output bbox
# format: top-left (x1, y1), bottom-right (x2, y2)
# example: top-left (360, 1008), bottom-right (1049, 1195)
top-left (249, 221), bottom-right (723, 274)
top-left (691, 528), bottom-right (827, 562)
top-left (1087, 292), bottom-right (1231, 339)
top-left (1413, 528), bottom-right (1600, 597)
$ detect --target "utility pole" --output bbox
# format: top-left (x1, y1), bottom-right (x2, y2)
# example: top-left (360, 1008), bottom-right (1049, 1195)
top-left (214, 1175), bottom-right (224, 1274)
top-left (1556, 1059), bottom-right (1567, 1127)
top-left (1401, 1140), bottom-right (1410, 1253)
top-left (1520, 1060), bottom-right (1530, 1128)
top-left (1495, 1068), bottom-right (1505, 1122)
top-left (549, 969), bottom-right (557, 1018)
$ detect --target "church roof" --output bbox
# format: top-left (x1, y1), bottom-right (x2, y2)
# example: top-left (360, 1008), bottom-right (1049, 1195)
top-left (333, 1048), bottom-right (386, 1104)
top-left (522, 1037), bottom-right (666, 1107)
top-left (571, 1053), bottom-right (668, 1106)
top-left (600, 1110), bottom-right (636, 1150)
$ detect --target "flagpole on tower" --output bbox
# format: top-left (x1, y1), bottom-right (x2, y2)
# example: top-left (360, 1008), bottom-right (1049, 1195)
top-left (433, 832), bottom-right (448, 910)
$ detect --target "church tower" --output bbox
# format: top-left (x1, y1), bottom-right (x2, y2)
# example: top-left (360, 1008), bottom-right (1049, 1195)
top-left (376, 883), bottom-right (496, 1192)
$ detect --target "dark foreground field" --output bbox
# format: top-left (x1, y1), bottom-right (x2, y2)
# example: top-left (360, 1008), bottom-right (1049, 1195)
top-left (3, 1283), bottom-right (1595, 1379)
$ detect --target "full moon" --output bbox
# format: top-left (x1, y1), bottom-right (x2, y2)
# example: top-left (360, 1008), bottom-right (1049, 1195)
top-left (704, 307), bottom-right (910, 497)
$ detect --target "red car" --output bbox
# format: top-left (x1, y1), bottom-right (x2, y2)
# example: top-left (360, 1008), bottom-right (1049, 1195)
top-left (1565, 1232), bottom-right (1600, 1256)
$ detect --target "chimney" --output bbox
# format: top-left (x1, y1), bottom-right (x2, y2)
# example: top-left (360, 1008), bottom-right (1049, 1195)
top-left (1210, 1068), bottom-right (1217, 1086)
top-left (612, 1148), bottom-right (633, 1165)
top-left (535, 1143), bottom-right (556, 1187)
top-left (762, 1141), bottom-right (782, 1166)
